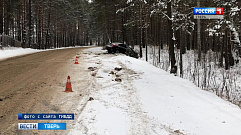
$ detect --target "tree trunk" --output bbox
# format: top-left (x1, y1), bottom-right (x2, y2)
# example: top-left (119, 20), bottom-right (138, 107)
top-left (167, 0), bottom-right (176, 74)
top-left (219, 35), bottom-right (224, 67)
top-left (28, 0), bottom-right (32, 48)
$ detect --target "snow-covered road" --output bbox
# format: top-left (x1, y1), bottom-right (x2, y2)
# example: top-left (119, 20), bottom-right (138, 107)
top-left (68, 47), bottom-right (241, 135)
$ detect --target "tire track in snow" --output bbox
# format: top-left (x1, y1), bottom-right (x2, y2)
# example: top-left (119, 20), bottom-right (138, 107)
top-left (68, 48), bottom-right (188, 135)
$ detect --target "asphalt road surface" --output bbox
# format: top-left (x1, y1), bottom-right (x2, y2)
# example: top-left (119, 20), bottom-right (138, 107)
top-left (0, 47), bottom-right (90, 135)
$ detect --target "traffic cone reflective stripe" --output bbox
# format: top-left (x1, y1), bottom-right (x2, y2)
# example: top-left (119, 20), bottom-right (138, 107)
top-left (65, 76), bottom-right (73, 92)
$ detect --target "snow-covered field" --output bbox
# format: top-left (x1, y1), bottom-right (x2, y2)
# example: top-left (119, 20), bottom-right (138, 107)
top-left (68, 47), bottom-right (241, 135)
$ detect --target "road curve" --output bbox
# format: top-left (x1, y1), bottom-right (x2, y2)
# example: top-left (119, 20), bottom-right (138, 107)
top-left (0, 47), bottom-right (89, 134)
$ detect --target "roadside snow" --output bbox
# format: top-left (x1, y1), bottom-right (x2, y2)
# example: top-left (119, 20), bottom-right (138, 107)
top-left (0, 46), bottom-right (89, 61)
top-left (125, 56), bottom-right (241, 135)
top-left (68, 47), bottom-right (241, 135)
top-left (0, 47), bottom-right (42, 60)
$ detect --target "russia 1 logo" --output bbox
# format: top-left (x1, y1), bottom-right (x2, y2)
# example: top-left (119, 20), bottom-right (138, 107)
top-left (216, 8), bottom-right (223, 15)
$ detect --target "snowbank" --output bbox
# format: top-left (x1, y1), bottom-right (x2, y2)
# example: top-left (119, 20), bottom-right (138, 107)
top-left (0, 46), bottom-right (89, 61)
top-left (0, 47), bottom-right (42, 61)
top-left (68, 47), bottom-right (241, 135)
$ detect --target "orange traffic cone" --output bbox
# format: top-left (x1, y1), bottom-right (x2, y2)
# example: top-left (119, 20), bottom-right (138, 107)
top-left (74, 56), bottom-right (79, 64)
top-left (64, 76), bottom-right (73, 92)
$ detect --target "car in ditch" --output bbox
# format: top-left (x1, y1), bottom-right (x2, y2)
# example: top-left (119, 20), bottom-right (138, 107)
top-left (106, 43), bottom-right (139, 58)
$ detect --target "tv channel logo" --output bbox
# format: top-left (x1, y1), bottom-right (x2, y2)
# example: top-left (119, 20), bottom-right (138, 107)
top-left (18, 123), bottom-right (38, 130)
top-left (194, 7), bottom-right (223, 15)
top-left (18, 123), bottom-right (66, 130)
top-left (194, 7), bottom-right (223, 19)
